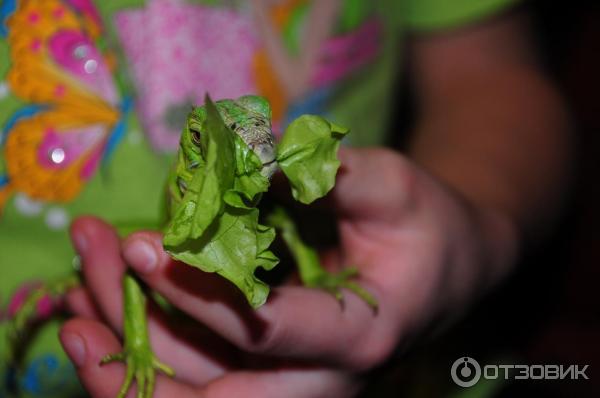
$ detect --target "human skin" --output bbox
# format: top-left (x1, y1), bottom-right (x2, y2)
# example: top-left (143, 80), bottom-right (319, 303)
top-left (60, 8), bottom-right (571, 398)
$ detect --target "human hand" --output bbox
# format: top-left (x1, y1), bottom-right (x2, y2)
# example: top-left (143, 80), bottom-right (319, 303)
top-left (62, 216), bottom-right (361, 398)
top-left (61, 147), bottom-right (517, 397)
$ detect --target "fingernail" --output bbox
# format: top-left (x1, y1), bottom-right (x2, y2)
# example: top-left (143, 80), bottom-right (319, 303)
top-left (73, 232), bottom-right (88, 254)
top-left (124, 240), bottom-right (157, 274)
top-left (61, 332), bottom-right (86, 367)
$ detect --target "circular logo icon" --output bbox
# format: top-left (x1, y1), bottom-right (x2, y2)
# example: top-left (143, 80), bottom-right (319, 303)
top-left (451, 357), bottom-right (481, 388)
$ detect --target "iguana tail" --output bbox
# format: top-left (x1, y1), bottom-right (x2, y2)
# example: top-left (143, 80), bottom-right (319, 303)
top-left (6, 274), bottom-right (81, 365)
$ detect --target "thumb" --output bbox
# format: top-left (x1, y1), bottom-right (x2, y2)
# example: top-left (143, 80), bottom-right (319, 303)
top-left (60, 319), bottom-right (199, 397)
top-left (332, 147), bottom-right (416, 222)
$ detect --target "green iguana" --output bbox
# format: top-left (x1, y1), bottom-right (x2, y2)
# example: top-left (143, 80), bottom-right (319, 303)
top-left (7, 95), bottom-right (377, 398)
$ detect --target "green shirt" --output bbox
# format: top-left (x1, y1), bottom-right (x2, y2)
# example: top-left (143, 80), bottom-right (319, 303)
top-left (0, 0), bottom-right (517, 396)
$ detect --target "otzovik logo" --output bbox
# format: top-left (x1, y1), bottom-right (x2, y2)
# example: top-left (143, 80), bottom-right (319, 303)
top-left (451, 357), bottom-right (590, 387)
top-left (451, 357), bottom-right (481, 387)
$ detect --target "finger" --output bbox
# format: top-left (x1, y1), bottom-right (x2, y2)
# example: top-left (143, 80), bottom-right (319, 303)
top-left (204, 368), bottom-right (359, 398)
top-left (144, 309), bottom-right (235, 384)
top-left (70, 216), bottom-right (126, 329)
top-left (124, 233), bottom-right (396, 370)
top-left (71, 217), bottom-right (231, 382)
top-left (319, 247), bottom-right (343, 273)
top-left (255, 285), bottom-right (393, 370)
top-left (65, 287), bottom-right (102, 320)
top-left (332, 148), bottom-right (416, 222)
top-left (60, 318), bottom-right (200, 398)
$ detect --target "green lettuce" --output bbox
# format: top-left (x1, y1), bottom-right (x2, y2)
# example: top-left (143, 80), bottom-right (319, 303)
top-left (164, 100), bottom-right (348, 308)
top-left (164, 98), bottom-right (276, 307)
top-left (163, 98), bottom-right (236, 247)
top-left (277, 115), bottom-right (349, 204)
top-left (167, 207), bottom-right (278, 308)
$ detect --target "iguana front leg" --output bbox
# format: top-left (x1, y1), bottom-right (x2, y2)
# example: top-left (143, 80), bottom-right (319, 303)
top-left (267, 207), bottom-right (378, 311)
top-left (101, 274), bottom-right (174, 398)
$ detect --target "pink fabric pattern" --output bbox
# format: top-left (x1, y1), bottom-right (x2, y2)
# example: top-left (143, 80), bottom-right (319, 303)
top-left (36, 126), bottom-right (105, 180)
top-left (114, 0), bottom-right (259, 152)
top-left (67, 0), bottom-right (103, 27)
top-left (48, 30), bottom-right (118, 105)
top-left (312, 19), bottom-right (382, 88)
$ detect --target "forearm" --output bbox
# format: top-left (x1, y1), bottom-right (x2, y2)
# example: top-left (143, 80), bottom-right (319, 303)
top-left (405, 12), bottom-right (572, 294)
top-left (409, 65), bottom-right (571, 238)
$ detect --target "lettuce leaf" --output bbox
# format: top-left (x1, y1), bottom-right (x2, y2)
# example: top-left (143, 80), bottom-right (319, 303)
top-left (163, 97), bottom-right (236, 247)
top-left (276, 115), bottom-right (349, 204)
top-left (164, 96), bottom-right (277, 308)
top-left (167, 206), bottom-right (278, 308)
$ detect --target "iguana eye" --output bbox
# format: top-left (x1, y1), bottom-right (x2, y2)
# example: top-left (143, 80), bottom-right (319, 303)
top-left (229, 123), bottom-right (237, 130)
top-left (177, 177), bottom-right (188, 193)
top-left (190, 128), bottom-right (201, 145)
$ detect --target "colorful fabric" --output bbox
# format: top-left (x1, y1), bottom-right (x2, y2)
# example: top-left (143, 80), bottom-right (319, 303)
top-left (0, 0), bottom-right (517, 396)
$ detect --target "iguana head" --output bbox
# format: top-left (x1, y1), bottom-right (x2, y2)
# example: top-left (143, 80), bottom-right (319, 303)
top-left (176, 95), bottom-right (277, 196)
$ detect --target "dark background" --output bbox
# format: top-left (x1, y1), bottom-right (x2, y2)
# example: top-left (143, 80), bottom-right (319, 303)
top-left (368, 1), bottom-right (600, 397)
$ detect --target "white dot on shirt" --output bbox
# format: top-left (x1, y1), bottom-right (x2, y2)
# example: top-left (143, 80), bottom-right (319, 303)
top-left (84, 59), bottom-right (98, 74)
top-left (14, 194), bottom-right (43, 216)
top-left (0, 81), bottom-right (10, 99)
top-left (45, 207), bottom-right (69, 230)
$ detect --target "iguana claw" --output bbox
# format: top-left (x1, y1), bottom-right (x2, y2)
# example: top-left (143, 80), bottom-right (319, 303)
top-left (304, 266), bottom-right (378, 311)
top-left (104, 274), bottom-right (174, 398)
top-left (267, 207), bottom-right (378, 311)
top-left (101, 348), bottom-right (174, 398)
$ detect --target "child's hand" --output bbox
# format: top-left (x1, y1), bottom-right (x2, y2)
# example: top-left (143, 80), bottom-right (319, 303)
top-left (61, 147), bottom-right (517, 397)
